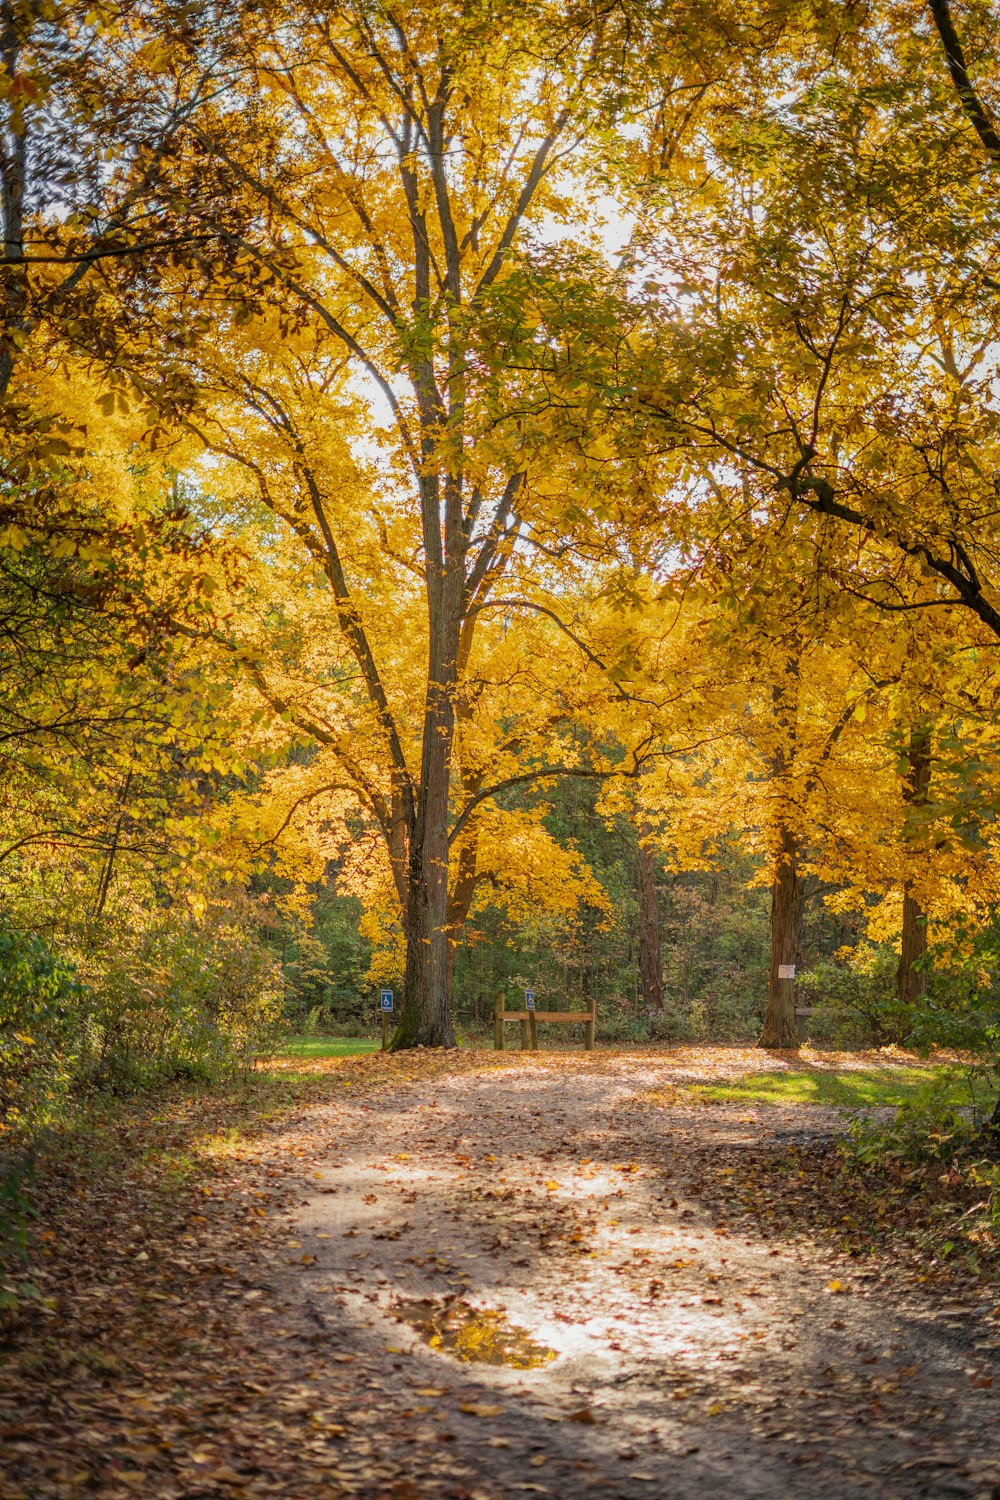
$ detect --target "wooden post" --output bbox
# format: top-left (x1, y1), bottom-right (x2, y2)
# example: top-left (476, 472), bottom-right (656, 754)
top-left (584, 997), bottom-right (596, 1052)
top-left (494, 997), bottom-right (504, 1051)
top-left (527, 1010), bottom-right (538, 1052)
top-left (381, 1011), bottom-right (389, 1051)
top-left (520, 1015), bottom-right (528, 1050)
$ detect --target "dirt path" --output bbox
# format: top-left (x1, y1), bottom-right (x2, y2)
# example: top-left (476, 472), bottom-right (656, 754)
top-left (4, 1049), bottom-right (1000, 1499)
top-left (272, 1055), bottom-right (1000, 1499)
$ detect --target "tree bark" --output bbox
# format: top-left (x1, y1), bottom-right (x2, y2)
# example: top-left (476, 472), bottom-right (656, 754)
top-left (897, 726), bottom-right (931, 1008)
top-left (760, 825), bottom-right (801, 1048)
top-left (897, 888), bottom-right (928, 1007)
top-left (393, 605), bottom-right (462, 1049)
top-left (636, 827), bottom-right (664, 1012)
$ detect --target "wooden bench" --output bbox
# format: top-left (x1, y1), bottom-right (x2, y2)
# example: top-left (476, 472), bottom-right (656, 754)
top-left (494, 1000), bottom-right (596, 1052)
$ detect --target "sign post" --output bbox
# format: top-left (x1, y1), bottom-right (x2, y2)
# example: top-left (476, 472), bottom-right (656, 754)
top-left (525, 989), bottom-right (537, 1052)
top-left (379, 988), bottom-right (394, 1051)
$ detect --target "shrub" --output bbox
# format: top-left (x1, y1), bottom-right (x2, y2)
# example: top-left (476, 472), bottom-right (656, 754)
top-left (596, 996), bottom-right (655, 1044)
top-left (0, 926), bottom-right (85, 1142)
top-left (846, 1072), bottom-right (977, 1167)
top-left (797, 946), bottom-right (907, 1047)
top-left (81, 900), bottom-right (284, 1091)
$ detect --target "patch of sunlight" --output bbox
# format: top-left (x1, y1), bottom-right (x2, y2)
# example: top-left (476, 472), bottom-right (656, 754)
top-left (199, 1125), bottom-right (246, 1158)
top-left (275, 1037), bottom-right (380, 1058)
top-left (691, 1066), bottom-right (960, 1109)
top-left (635, 1083), bottom-right (690, 1109)
top-left (395, 1297), bottom-right (557, 1368)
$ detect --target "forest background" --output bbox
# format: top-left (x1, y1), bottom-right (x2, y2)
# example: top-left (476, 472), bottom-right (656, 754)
top-left (5, 0), bottom-right (1000, 1144)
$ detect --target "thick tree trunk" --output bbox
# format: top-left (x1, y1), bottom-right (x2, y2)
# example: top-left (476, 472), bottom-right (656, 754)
top-left (760, 827), bottom-right (800, 1048)
top-left (897, 726), bottom-right (932, 1008)
top-left (396, 858), bottom-right (456, 1047)
top-left (443, 834), bottom-right (479, 1007)
top-left (636, 829), bottom-right (664, 1012)
top-left (395, 827), bottom-right (457, 1047)
top-left (759, 662), bottom-right (801, 1050)
top-left (897, 888), bottom-right (927, 1006)
top-left (392, 592), bottom-right (461, 1049)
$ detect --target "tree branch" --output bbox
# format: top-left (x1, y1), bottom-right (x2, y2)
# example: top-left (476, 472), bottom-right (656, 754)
top-left (448, 756), bottom-right (654, 846)
top-left (928, 0), bottom-right (1000, 166)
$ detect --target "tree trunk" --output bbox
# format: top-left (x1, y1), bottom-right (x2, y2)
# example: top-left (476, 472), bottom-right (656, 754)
top-left (0, 12), bottom-right (27, 401)
top-left (760, 826), bottom-right (800, 1048)
top-left (897, 888), bottom-right (927, 1006)
top-left (392, 589), bottom-right (461, 1048)
top-left (759, 661), bottom-right (801, 1049)
top-left (897, 725), bottom-right (932, 1007)
top-left (636, 829), bottom-right (664, 1012)
top-left (395, 860), bottom-right (456, 1047)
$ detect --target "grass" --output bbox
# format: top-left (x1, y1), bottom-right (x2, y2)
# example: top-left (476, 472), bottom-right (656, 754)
top-left (275, 1036), bottom-right (381, 1058)
top-left (691, 1065), bottom-right (970, 1109)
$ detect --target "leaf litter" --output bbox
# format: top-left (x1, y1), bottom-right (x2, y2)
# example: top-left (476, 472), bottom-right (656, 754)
top-left (1, 1045), bottom-right (999, 1499)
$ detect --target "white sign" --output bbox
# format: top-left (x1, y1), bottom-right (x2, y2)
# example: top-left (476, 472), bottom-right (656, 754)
top-left (380, 989), bottom-right (394, 1012)
top-left (777, 965), bottom-right (796, 980)
top-left (525, 989), bottom-right (536, 1010)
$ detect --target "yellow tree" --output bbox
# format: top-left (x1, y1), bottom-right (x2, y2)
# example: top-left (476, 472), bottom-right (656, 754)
top-left (136, 1), bottom-right (737, 1045)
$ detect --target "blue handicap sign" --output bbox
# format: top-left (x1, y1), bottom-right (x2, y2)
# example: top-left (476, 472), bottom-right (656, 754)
top-left (525, 989), bottom-right (536, 1010)
top-left (380, 989), bottom-right (394, 1012)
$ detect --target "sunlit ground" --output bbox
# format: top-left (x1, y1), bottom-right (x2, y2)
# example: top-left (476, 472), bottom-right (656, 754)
top-left (689, 1065), bottom-right (964, 1108)
top-left (273, 1039), bottom-right (963, 1110)
top-left (277, 1036), bottom-right (380, 1057)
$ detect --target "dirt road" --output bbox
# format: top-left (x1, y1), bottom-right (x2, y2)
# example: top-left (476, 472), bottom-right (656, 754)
top-left (4, 1049), bottom-right (999, 1500)
top-left (276, 1054), bottom-right (1000, 1499)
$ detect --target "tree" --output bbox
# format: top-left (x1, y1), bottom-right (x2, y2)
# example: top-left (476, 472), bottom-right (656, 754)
top-left (623, 1), bottom-right (1000, 653)
top-left (131, 0), bottom-right (731, 1046)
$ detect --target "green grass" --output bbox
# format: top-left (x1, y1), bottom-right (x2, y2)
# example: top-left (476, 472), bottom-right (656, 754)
top-left (275, 1036), bottom-right (380, 1058)
top-left (692, 1066), bottom-right (971, 1110)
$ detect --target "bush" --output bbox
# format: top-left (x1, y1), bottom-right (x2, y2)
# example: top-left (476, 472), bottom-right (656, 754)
top-left (797, 946), bottom-right (908, 1047)
top-left (301, 1004), bottom-right (380, 1039)
top-left (846, 1072), bottom-right (977, 1167)
top-left (0, 926), bottom-right (85, 1142)
top-left (688, 966), bottom-right (768, 1041)
top-left (841, 1074), bottom-right (1000, 1268)
top-left (596, 996), bottom-right (655, 1044)
top-left (81, 900), bottom-right (284, 1091)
